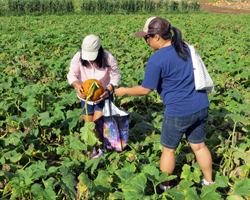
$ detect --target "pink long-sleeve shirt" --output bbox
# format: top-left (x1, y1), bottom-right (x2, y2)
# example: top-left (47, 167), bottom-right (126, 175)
top-left (67, 50), bottom-right (121, 104)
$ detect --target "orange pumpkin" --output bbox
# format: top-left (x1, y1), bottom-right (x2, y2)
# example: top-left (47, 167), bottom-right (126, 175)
top-left (81, 79), bottom-right (104, 101)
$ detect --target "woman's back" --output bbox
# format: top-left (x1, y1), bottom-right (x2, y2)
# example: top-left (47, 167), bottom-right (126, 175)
top-left (142, 44), bottom-right (209, 117)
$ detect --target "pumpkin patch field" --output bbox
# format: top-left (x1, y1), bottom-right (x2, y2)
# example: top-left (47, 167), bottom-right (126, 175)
top-left (0, 14), bottom-right (250, 199)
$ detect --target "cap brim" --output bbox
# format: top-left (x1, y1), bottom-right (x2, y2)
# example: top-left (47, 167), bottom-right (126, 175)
top-left (81, 50), bottom-right (98, 61)
top-left (135, 30), bottom-right (148, 38)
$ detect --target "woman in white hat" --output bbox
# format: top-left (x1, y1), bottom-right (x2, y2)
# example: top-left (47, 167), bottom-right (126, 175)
top-left (67, 35), bottom-right (121, 159)
top-left (115, 17), bottom-right (214, 191)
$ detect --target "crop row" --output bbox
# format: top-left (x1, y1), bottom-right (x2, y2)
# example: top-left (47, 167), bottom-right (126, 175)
top-left (0, 0), bottom-right (201, 16)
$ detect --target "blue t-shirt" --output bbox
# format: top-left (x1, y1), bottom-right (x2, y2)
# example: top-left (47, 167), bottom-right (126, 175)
top-left (142, 44), bottom-right (210, 117)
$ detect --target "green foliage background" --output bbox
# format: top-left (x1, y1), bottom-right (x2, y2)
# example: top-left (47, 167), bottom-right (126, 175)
top-left (0, 0), bottom-right (201, 16)
top-left (0, 13), bottom-right (250, 199)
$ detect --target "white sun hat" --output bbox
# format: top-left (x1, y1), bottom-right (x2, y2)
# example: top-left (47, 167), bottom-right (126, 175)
top-left (81, 35), bottom-right (101, 61)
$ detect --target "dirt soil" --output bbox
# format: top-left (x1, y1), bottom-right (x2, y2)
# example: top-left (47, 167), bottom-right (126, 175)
top-left (200, 0), bottom-right (250, 14)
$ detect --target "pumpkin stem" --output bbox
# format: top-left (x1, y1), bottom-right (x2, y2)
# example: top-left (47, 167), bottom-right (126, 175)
top-left (86, 81), bottom-right (98, 101)
top-left (84, 81), bottom-right (99, 128)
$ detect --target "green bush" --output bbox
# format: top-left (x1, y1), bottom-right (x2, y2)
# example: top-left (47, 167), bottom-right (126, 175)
top-left (5, 0), bottom-right (74, 15)
top-left (170, 0), bottom-right (179, 11)
top-left (181, 0), bottom-right (188, 10)
top-left (190, 0), bottom-right (201, 10)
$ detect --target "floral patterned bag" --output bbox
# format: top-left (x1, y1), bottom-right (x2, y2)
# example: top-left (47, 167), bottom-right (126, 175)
top-left (95, 94), bottom-right (129, 151)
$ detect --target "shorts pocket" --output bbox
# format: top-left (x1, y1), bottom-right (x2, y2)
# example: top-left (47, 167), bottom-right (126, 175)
top-left (175, 114), bottom-right (195, 129)
top-left (200, 107), bottom-right (208, 122)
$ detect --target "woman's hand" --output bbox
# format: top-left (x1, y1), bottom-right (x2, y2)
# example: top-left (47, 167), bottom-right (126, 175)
top-left (94, 90), bottom-right (109, 103)
top-left (114, 87), bottom-right (126, 97)
top-left (115, 86), bottom-right (151, 97)
top-left (76, 85), bottom-right (87, 99)
top-left (72, 82), bottom-right (86, 99)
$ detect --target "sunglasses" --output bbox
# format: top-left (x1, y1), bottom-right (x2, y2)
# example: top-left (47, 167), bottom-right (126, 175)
top-left (144, 35), bottom-right (150, 41)
top-left (144, 34), bottom-right (155, 42)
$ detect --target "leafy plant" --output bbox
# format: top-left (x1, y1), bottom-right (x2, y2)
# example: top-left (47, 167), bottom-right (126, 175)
top-left (0, 13), bottom-right (250, 199)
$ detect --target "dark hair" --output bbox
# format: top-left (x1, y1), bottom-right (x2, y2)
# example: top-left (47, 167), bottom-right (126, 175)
top-left (149, 18), bottom-right (189, 61)
top-left (170, 26), bottom-right (190, 61)
top-left (80, 46), bottom-right (110, 68)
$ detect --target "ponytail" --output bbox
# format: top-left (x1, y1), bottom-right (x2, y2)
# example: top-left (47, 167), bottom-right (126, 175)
top-left (171, 27), bottom-right (190, 61)
top-left (159, 26), bottom-right (189, 61)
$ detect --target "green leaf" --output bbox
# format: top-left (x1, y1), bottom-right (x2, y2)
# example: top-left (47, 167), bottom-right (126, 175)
top-left (226, 195), bottom-right (244, 200)
top-left (77, 173), bottom-right (92, 199)
top-left (170, 180), bottom-right (199, 200)
top-left (180, 164), bottom-right (201, 183)
top-left (4, 150), bottom-right (22, 163)
top-left (226, 114), bottom-right (250, 126)
top-left (123, 173), bottom-right (147, 200)
top-left (0, 170), bottom-right (16, 181)
top-left (28, 160), bottom-right (47, 180)
top-left (22, 118), bottom-right (31, 128)
top-left (6, 115), bottom-right (22, 124)
top-left (59, 166), bottom-right (77, 200)
top-left (84, 157), bottom-right (103, 174)
top-left (168, 188), bottom-right (185, 200)
top-left (200, 184), bottom-right (221, 200)
top-left (130, 121), bottom-right (158, 134)
top-left (15, 168), bottom-right (34, 186)
top-left (0, 156), bottom-right (5, 165)
top-left (109, 191), bottom-right (124, 199)
top-left (185, 187), bottom-right (200, 200)
top-left (158, 172), bottom-right (177, 183)
top-left (43, 177), bottom-right (58, 189)
top-left (31, 183), bottom-right (56, 200)
top-left (26, 143), bottom-right (34, 155)
top-left (52, 110), bottom-right (65, 122)
top-left (130, 112), bottom-right (144, 122)
top-left (107, 158), bottom-right (119, 174)
top-left (115, 170), bottom-right (136, 183)
top-left (21, 101), bottom-right (39, 118)
top-left (120, 161), bottom-right (136, 173)
top-left (215, 172), bottom-right (229, 188)
top-left (142, 164), bottom-right (159, 182)
top-left (178, 179), bottom-right (194, 191)
top-left (47, 166), bottom-right (59, 177)
top-left (143, 164), bottom-right (176, 185)
top-left (186, 153), bottom-right (195, 163)
top-left (59, 91), bottom-right (77, 106)
top-left (29, 128), bottom-right (39, 137)
top-left (4, 132), bottom-right (26, 146)
top-left (231, 89), bottom-right (242, 102)
top-left (66, 108), bottom-right (82, 130)
top-left (93, 170), bottom-right (112, 193)
top-left (69, 136), bottom-right (87, 151)
top-left (78, 172), bottom-right (93, 188)
top-left (39, 112), bottom-right (54, 126)
top-left (233, 178), bottom-right (250, 196)
top-left (80, 122), bottom-right (98, 146)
